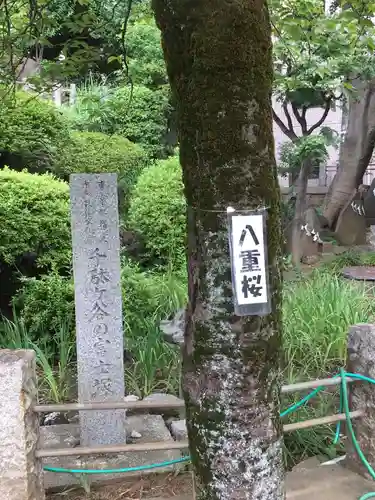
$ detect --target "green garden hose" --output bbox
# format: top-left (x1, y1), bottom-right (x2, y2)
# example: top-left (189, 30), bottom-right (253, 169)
top-left (43, 370), bottom-right (375, 500)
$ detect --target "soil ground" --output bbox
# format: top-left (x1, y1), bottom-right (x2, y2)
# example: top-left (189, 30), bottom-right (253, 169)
top-left (47, 472), bottom-right (193, 500)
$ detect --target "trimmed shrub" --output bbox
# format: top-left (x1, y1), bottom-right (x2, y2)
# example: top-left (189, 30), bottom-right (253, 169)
top-left (0, 92), bottom-right (70, 172)
top-left (108, 85), bottom-right (172, 158)
top-left (64, 83), bottom-right (172, 158)
top-left (14, 273), bottom-right (75, 340)
top-left (53, 131), bottom-right (148, 211)
top-left (0, 168), bottom-right (71, 269)
top-left (15, 258), bottom-right (186, 338)
top-left (127, 156), bottom-right (186, 268)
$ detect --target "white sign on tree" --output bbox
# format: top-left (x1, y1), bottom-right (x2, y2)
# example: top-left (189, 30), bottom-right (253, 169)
top-left (227, 209), bottom-right (271, 316)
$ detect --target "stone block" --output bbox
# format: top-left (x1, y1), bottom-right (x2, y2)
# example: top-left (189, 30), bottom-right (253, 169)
top-left (335, 196), bottom-right (367, 246)
top-left (171, 420), bottom-right (188, 441)
top-left (345, 323), bottom-right (375, 478)
top-left (0, 349), bottom-right (44, 500)
top-left (160, 309), bottom-right (185, 346)
top-left (170, 420), bottom-right (189, 456)
top-left (41, 415), bottom-right (182, 490)
top-left (143, 393), bottom-right (184, 417)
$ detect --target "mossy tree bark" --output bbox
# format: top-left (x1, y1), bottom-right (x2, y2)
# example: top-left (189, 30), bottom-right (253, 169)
top-left (153, 1), bottom-right (284, 499)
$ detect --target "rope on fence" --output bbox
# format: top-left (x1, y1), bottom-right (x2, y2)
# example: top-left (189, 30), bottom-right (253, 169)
top-left (43, 369), bottom-right (375, 500)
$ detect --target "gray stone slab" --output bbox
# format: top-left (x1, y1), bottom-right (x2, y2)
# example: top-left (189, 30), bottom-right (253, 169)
top-left (0, 350), bottom-right (45, 500)
top-left (40, 415), bottom-right (183, 490)
top-left (335, 195), bottom-right (367, 246)
top-left (143, 393), bottom-right (184, 417)
top-left (342, 266), bottom-right (375, 281)
top-left (70, 174), bottom-right (125, 447)
top-left (286, 462), bottom-right (374, 499)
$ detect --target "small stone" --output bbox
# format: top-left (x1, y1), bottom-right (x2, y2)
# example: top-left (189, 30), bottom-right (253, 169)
top-left (160, 308), bottom-right (185, 346)
top-left (68, 413), bottom-right (80, 423)
top-left (165, 416), bottom-right (179, 429)
top-left (124, 394), bottom-right (140, 402)
top-left (64, 436), bottom-right (80, 447)
top-left (43, 412), bottom-right (69, 426)
top-left (171, 419), bottom-right (188, 441)
top-left (301, 254), bottom-right (320, 265)
top-left (131, 430), bottom-right (142, 439)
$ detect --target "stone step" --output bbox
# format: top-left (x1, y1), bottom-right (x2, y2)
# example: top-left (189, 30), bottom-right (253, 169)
top-left (41, 415), bottom-right (182, 490)
top-left (287, 459), bottom-right (374, 499)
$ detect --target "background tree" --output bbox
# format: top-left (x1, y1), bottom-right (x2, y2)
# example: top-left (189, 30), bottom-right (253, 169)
top-left (270, 0), bottom-right (375, 262)
top-left (153, 1), bottom-right (284, 498)
top-left (0, 0), bottom-right (133, 93)
top-left (321, 0), bottom-right (375, 230)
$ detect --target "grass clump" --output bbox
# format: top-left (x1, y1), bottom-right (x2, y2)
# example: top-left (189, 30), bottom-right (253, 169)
top-left (2, 258), bottom-right (374, 468)
top-left (283, 270), bottom-right (375, 376)
top-left (322, 249), bottom-right (375, 274)
top-left (282, 269), bottom-right (375, 466)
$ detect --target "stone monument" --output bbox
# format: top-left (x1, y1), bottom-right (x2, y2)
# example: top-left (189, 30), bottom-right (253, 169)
top-left (335, 179), bottom-right (375, 247)
top-left (70, 174), bottom-right (125, 446)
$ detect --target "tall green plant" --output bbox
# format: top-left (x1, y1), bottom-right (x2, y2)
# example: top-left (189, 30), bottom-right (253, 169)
top-left (0, 314), bottom-right (74, 403)
top-left (125, 322), bottom-right (181, 397)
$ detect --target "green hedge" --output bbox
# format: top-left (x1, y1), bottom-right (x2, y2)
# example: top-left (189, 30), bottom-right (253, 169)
top-left (0, 92), bottom-right (70, 172)
top-left (14, 273), bottom-right (75, 340)
top-left (16, 259), bottom-right (187, 338)
top-left (65, 84), bottom-right (172, 158)
top-left (53, 131), bottom-right (147, 210)
top-left (127, 156), bottom-right (186, 268)
top-left (108, 85), bottom-right (172, 158)
top-left (0, 168), bottom-right (71, 269)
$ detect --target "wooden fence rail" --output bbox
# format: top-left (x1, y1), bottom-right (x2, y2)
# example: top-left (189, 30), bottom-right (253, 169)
top-left (33, 375), bottom-right (360, 459)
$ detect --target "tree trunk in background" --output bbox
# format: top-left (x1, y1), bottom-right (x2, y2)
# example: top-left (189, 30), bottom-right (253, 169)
top-left (323, 78), bottom-right (375, 229)
top-left (291, 160), bottom-right (311, 266)
top-left (153, 2), bottom-right (284, 499)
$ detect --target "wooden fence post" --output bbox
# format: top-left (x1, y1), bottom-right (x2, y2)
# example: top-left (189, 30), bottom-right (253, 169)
top-left (345, 323), bottom-right (375, 478)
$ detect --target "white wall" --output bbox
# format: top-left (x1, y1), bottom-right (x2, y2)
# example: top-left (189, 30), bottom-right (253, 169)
top-left (272, 97), bottom-right (343, 187)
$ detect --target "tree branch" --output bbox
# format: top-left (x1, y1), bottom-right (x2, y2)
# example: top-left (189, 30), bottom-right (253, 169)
top-left (272, 108), bottom-right (298, 141)
top-left (291, 102), bottom-right (308, 135)
top-left (306, 97), bottom-right (332, 135)
top-left (282, 100), bottom-right (296, 136)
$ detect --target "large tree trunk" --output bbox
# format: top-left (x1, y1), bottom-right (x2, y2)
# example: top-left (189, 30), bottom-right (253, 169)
top-left (323, 78), bottom-right (375, 228)
top-left (153, 2), bottom-right (284, 499)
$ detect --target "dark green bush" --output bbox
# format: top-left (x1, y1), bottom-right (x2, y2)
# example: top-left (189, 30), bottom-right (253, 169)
top-left (127, 156), bottom-right (186, 268)
top-left (110, 85), bottom-right (172, 158)
top-left (126, 21), bottom-right (168, 87)
top-left (15, 258), bottom-right (186, 338)
top-left (121, 259), bottom-right (186, 335)
top-left (14, 273), bottom-right (75, 339)
top-left (53, 131), bottom-right (148, 210)
top-left (64, 83), bottom-right (173, 158)
top-left (0, 168), bottom-right (71, 269)
top-left (0, 92), bottom-right (70, 172)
